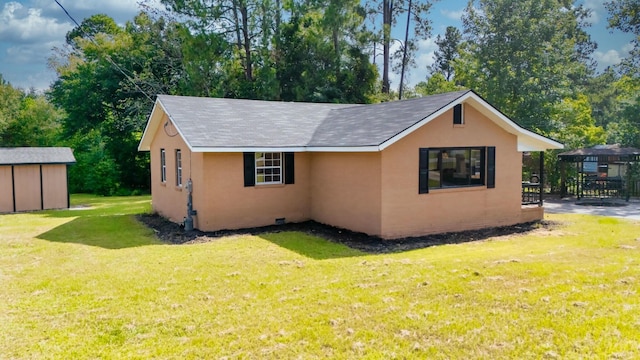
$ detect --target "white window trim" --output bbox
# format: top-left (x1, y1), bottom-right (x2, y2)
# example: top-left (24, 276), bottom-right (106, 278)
top-left (176, 149), bottom-right (182, 187)
top-left (427, 147), bottom-right (485, 189)
top-left (160, 149), bottom-right (167, 183)
top-left (255, 152), bottom-right (282, 185)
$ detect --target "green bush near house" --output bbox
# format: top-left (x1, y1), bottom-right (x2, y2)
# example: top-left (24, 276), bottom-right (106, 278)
top-left (1, 195), bottom-right (639, 358)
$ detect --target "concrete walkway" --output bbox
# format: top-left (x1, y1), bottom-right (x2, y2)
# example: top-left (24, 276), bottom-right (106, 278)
top-left (544, 197), bottom-right (640, 220)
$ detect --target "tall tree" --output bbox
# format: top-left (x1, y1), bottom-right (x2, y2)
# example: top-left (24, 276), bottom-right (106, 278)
top-left (50, 13), bottom-right (185, 194)
top-left (397, 0), bottom-right (412, 99)
top-left (551, 94), bottom-right (606, 149)
top-left (3, 95), bottom-right (63, 147)
top-left (455, 0), bottom-right (595, 134)
top-left (606, 75), bottom-right (640, 148)
top-left (0, 75), bottom-right (23, 141)
top-left (429, 26), bottom-right (461, 81)
top-left (584, 68), bottom-right (621, 128)
top-left (157, 0), bottom-right (278, 97)
top-left (414, 72), bottom-right (463, 96)
top-left (605, 1), bottom-right (639, 147)
top-left (369, 0), bottom-right (434, 94)
top-left (606, 0), bottom-right (640, 73)
top-left (0, 76), bottom-right (62, 147)
top-left (275, 12), bottom-right (376, 103)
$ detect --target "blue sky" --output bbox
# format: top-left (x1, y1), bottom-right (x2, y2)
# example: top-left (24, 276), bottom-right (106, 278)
top-left (0, 0), bottom-right (635, 92)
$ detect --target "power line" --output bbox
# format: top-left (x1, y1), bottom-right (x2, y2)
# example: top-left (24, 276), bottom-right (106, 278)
top-left (53, 0), bottom-right (155, 103)
top-left (54, 0), bottom-right (80, 27)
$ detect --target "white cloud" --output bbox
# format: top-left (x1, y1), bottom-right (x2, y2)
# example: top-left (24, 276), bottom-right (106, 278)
top-left (582, 0), bottom-right (603, 25)
top-left (384, 38), bottom-right (437, 90)
top-left (34, 0), bottom-right (143, 23)
top-left (593, 49), bottom-right (621, 67)
top-left (5, 41), bottom-right (58, 64)
top-left (622, 41), bottom-right (634, 54)
top-left (0, 57), bottom-right (55, 91)
top-left (409, 38), bottom-right (436, 85)
top-left (0, 0), bottom-right (164, 91)
top-left (0, 2), bottom-right (73, 43)
top-left (441, 8), bottom-right (464, 21)
top-left (21, 69), bottom-right (57, 91)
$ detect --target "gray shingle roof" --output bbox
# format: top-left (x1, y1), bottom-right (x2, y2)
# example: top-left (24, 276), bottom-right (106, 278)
top-left (158, 95), bottom-right (357, 148)
top-left (310, 91), bottom-right (470, 147)
top-left (156, 90), bottom-right (471, 149)
top-left (0, 147), bottom-right (76, 165)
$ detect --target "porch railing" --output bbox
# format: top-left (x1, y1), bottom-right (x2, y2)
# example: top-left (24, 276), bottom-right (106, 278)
top-left (522, 182), bottom-right (542, 205)
top-left (562, 177), bottom-right (633, 201)
top-left (579, 177), bottom-right (627, 200)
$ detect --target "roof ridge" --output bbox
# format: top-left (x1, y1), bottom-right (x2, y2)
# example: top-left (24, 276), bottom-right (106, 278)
top-left (157, 89), bottom-right (472, 107)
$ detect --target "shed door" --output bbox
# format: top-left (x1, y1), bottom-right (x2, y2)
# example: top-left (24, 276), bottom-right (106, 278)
top-left (42, 165), bottom-right (68, 210)
top-left (0, 166), bottom-right (13, 212)
top-left (14, 165), bottom-right (41, 212)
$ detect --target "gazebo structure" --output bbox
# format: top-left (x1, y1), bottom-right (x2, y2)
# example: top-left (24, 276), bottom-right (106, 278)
top-left (558, 145), bottom-right (640, 201)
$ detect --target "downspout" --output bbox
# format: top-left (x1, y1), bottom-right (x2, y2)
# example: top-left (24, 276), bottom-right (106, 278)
top-left (184, 151), bottom-right (196, 231)
top-left (184, 178), bottom-right (197, 231)
top-left (539, 151), bottom-right (544, 206)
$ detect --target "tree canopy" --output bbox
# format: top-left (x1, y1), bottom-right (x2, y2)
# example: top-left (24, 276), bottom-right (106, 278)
top-left (0, 0), bottom-right (634, 195)
top-left (455, 0), bottom-right (595, 136)
top-left (0, 75), bottom-right (63, 147)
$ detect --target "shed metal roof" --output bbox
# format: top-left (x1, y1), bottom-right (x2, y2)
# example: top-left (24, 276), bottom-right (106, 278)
top-left (558, 145), bottom-right (640, 162)
top-left (0, 147), bottom-right (76, 165)
top-left (138, 90), bottom-right (563, 153)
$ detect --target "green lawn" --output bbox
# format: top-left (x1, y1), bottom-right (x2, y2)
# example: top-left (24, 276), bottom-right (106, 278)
top-left (1, 195), bottom-right (639, 359)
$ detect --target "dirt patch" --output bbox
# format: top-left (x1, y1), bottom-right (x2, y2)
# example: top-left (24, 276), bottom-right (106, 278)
top-left (136, 213), bottom-right (560, 254)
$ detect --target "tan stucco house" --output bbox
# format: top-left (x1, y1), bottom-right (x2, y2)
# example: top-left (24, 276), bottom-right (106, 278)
top-left (138, 90), bottom-right (563, 239)
top-left (0, 147), bottom-right (75, 213)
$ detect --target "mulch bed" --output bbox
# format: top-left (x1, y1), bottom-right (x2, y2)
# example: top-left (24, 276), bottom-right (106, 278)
top-left (136, 213), bottom-right (557, 254)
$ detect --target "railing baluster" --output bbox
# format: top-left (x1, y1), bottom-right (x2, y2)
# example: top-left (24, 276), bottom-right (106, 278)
top-left (522, 182), bottom-right (542, 206)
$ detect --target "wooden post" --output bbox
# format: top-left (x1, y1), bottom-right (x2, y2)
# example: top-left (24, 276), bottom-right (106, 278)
top-left (66, 164), bottom-right (71, 209)
top-left (626, 159), bottom-right (631, 202)
top-left (11, 165), bottom-right (16, 212)
top-left (577, 161), bottom-right (582, 199)
top-left (560, 160), bottom-right (566, 198)
top-left (39, 165), bottom-right (44, 210)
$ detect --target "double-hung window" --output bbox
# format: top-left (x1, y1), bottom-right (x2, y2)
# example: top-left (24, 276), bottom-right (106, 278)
top-left (160, 149), bottom-right (166, 183)
top-left (243, 152), bottom-right (295, 187)
top-left (419, 147), bottom-right (495, 193)
top-left (255, 152), bottom-right (282, 185)
top-left (175, 149), bottom-right (182, 187)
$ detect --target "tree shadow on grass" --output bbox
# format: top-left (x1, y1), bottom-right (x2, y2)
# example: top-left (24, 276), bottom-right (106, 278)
top-left (137, 214), bottom-right (559, 258)
top-left (39, 200), bottom-right (152, 219)
top-left (258, 231), bottom-right (367, 260)
top-left (37, 215), bottom-right (161, 249)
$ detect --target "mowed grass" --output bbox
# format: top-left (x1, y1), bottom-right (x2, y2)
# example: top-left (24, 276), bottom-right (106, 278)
top-left (1, 196), bottom-right (639, 359)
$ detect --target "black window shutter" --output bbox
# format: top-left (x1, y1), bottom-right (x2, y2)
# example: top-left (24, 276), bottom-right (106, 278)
top-left (453, 104), bottom-right (463, 124)
top-left (419, 148), bottom-right (429, 194)
top-left (284, 152), bottom-right (295, 184)
top-left (487, 146), bottom-right (496, 189)
top-left (243, 152), bottom-right (255, 187)
top-left (160, 149), bottom-right (164, 181)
